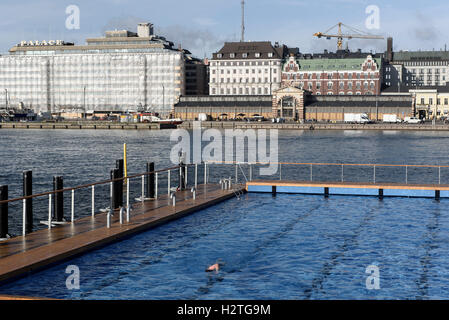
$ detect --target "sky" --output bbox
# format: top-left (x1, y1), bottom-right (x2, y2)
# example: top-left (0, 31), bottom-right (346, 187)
top-left (0, 0), bottom-right (448, 58)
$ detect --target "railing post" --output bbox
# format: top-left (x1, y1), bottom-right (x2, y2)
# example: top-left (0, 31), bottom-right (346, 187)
top-left (439, 166), bottom-right (441, 185)
top-left (71, 189), bottom-right (75, 222)
top-left (111, 168), bottom-right (120, 210)
top-left (310, 164), bottom-right (313, 181)
top-left (185, 165), bottom-right (188, 187)
top-left (373, 165), bottom-right (376, 184)
top-left (195, 164), bottom-right (198, 188)
top-left (405, 165), bottom-right (408, 184)
top-left (249, 163), bottom-right (253, 182)
top-left (23, 199), bottom-right (26, 235)
top-left (155, 172), bottom-right (158, 200)
top-left (23, 170), bottom-right (33, 233)
top-left (341, 165), bottom-right (344, 182)
top-left (110, 181), bottom-right (114, 212)
top-left (147, 162), bottom-right (155, 198)
top-left (91, 185), bottom-right (95, 217)
top-left (168, 170), bottom-right (171, 195)
top-left (141, 175), bottom-right (145, 203)
top-left (235, 163), bottom-right (238, 184)
top-left (279, 163), bottom-right (282, 180)
top-left (170, 192), bottom-right (176, 206)
top-left (116, 159), bottom-right (124, 207)
top-left (204, 162), bottom-right (207, 184)
top-left (47, 194), bottom-right (52, 230)
top-left (53, 176), bottom-right (64, 222)
top-left (0, 185), bottom-right (8, 239)
top-left (126, 178), bottom-right (130, 222)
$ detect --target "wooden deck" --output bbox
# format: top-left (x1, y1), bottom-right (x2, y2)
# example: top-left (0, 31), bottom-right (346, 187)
top-left (0, 184), bottom-right (243, 284)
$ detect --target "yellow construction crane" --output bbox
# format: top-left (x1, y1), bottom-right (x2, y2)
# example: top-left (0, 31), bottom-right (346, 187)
top-left (313, 22), bottom-right (384, 50)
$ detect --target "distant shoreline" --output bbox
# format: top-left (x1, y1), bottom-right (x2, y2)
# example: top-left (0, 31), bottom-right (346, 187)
top-left (179, 121), bottom-right (449, 131)
top-left (0, 121), bottom-right (176, 130)
top-left (2, 121), bottom-right (449, 131)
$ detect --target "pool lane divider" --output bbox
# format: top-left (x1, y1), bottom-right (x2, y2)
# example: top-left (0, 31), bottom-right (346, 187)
top-left (247, 181), bottom-right (449, 199)
top-left (0, 184), bottom-right (245, 285)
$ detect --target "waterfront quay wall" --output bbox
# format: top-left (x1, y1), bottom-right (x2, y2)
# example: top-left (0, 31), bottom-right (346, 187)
top-left (179, 121), bottom-right (449, 131)
top-left (0, 122), bottom-right (176, 130)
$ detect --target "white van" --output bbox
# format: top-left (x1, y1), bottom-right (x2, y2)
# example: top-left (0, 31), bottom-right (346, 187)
top-left (404, 117), bottom-right (421, 124)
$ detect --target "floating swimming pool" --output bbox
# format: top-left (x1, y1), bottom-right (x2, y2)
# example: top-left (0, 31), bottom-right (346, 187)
top-left (0, 193), bottom-right (448, 300)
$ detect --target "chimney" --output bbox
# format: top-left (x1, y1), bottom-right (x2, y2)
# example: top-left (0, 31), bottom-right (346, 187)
top-left (387, 37), bottom-right (393, 62)
top-left (137, 23), bottom-right (153, 38)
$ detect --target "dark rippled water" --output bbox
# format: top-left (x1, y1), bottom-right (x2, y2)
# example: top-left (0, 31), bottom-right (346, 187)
top-left (1, 129), bottom-right (449, 299)
top-left (0, 193), bottom-right (448, 300)
top-left (1, 129), bottom-right (449, 234)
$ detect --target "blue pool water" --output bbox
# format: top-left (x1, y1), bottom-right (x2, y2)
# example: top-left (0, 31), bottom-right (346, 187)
top-left (1, 193), bottom-right (448, 300)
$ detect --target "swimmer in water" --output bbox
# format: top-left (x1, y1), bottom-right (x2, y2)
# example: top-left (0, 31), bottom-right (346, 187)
top-left (205, 263), bottom-right (220, 273)
top-left (205, 259), bottom-right (224, 273)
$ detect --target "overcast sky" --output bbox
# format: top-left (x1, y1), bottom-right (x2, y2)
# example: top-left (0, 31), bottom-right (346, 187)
top-left (0, 0), bottom-right (447, 58)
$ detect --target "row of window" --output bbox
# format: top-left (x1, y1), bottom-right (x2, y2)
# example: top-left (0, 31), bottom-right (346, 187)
top-left (212, 68), bottom-right (278, 75)
top-left (296, 81), bottom-right (375, 90)
top-left (211, 61), bottom-right (280, 67)
top-left (419, 98), bottom-right (449, 105)
top-left (216, 53), bottom-right (275, 59)
top-left (285, 72), bottom-right (376, 80)
top-left (211, 87), bottom-right (271, 95)
top-left (211, 77), bottom-right (277, 84)
top-left (403, 61), bottom-right (449, 66)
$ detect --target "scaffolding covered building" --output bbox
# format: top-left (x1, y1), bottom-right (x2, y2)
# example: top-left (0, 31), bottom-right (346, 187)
top-left (0, 23), bottom-right (194, 115)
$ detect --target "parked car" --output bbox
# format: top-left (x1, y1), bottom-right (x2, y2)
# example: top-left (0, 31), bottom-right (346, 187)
top-left (404, 117), bottom-right (422, 124)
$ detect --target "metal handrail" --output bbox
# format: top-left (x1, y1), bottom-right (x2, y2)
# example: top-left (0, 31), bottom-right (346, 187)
top-left (205, 160), bottom-right (449, 169)
top-left (0, 165), bottom-right (183, 205)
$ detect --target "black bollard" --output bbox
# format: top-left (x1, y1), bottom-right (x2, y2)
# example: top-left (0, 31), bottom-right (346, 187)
top-left (116, 159), bottom-right (124, 207)
top-left (110, 168), bottom-right (120, 210)
top-left (0, 185), bottom-right (8, 239)
top-left (147, 162), bottom-right (155, 198)
top-left (53, 176), bottom-right (64, 222)
top-left (23, 170), bottom-right (33, 233)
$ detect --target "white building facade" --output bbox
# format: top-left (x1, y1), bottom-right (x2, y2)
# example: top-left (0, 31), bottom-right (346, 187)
top-left (0, 23), bottom-right (185, 115)
top-left (209, 42), bottom-right (288, 96)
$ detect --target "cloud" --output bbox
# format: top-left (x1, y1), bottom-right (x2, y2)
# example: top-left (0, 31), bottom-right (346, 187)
top-left (193, 18), bottom-right (218, 27)
top-left (411, 12), bottom-right (439, 42)
top-left (101, 15), bottom-right (236, 57)
top-left (156, 24), bottom-right (237, 57)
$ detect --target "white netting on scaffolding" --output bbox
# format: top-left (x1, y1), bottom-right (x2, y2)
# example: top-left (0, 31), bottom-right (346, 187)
top-left (0, 51), bottom-right (184, 114)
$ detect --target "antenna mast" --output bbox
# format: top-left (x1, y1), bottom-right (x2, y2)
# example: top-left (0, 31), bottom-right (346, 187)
top-left (241, 0), bottom-right (245, 42)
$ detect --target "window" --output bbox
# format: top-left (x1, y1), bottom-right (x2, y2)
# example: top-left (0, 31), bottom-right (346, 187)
top-left (421, 98), bottom-right (425, 105)
top-left (445, 98), bottom-right (448, 105)
top-left (242, 53), bottom-right (248, 58)
top-left (230, 53), bottom-right (235, 58)
top-left (217, 53), bottom-right (223, 58)
top-left (255, 53), bottom-right (261, 58)
top-left (429, 98), bottom-right (433, 105)
top-left (268, 53), bottom-right (273, 58)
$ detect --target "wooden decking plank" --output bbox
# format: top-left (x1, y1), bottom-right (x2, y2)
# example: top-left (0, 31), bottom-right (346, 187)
top-left (0, 184), bottom-right (243, 283)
